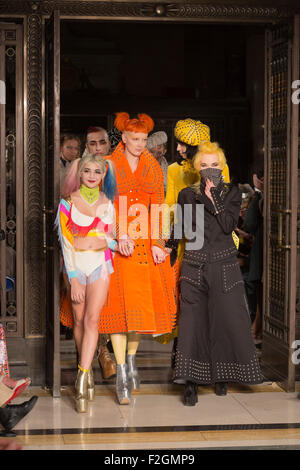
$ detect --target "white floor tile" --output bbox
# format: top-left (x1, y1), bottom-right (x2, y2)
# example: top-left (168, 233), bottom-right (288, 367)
top-left (12, 395), bottom-right (125, 430)
top-left (118, 393), bottom-right (259, 427)
top-left (231, 392), bottom-right (300, 423)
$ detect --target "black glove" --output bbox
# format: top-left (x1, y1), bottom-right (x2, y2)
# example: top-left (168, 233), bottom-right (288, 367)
top-left (170, 249), bottom-right (177, 267)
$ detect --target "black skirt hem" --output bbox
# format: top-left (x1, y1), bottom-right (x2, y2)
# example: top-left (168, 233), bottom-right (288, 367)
top-left (173, 376), bottom-right (264, 386)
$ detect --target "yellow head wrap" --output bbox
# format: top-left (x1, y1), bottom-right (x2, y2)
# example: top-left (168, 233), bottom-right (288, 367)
top-left (174, 118), bottom-right (210, 146)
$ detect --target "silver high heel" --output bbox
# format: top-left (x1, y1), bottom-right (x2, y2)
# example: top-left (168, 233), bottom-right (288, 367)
top-left (87, 368), bottom-right (95, 401)
top-left (116, 364), bottom-right (131, 405)
top-left (127, 354), bottom-right (140, 391)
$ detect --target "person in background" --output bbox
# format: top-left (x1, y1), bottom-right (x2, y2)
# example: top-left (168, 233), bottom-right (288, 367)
top-left (146, 131), bottom-right (169, 195)
top-left (60, 134), bottom-right (81, 190)
top-left (0, 395), bottom-right (38, 440)
top-left (235, 184), bottom-right (256, 322)
top-left (243, 163), bottom-right (264, 344)
top-left (0, 323), bottom-right (38, 439)
top-left (84, 126), bottom-right (111, 158)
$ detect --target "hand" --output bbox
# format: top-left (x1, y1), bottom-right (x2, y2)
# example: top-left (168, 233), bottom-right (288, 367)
top-left (164, 247), bottom-right (172, 255)
top-left (235, 228), bottom-right (252, 240)
top-left (204, 178), bottom-right (215, 203)
top-left (118, 237), bottom-right (135, 257)
top-left (70, 278), bottom-right (86, 304)
top-left (0, 438), bottom-right (22, 450)
top-left (152, 245), bottom-right (166, 264)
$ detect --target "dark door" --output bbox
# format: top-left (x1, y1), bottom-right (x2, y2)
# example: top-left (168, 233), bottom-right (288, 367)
top-left (0, 24), bottom-right (24, 337)
top-left (44, 10), bottom-right (61, 397)
top-left (262, 16), bottom-right (299, 391)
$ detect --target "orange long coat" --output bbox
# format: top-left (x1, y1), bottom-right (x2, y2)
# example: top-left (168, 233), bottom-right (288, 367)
top-left (60, 142), bottom-right (177, 335)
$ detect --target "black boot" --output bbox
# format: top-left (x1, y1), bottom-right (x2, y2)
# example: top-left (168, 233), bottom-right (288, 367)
top-left (0, 396), bottom-right (38, 433)
top-left (215, 382), bottom-right (228, 396)
top-left (183, 381), bottom-right (198, 406)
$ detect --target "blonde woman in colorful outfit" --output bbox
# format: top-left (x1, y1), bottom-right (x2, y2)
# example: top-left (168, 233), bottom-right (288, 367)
top-left (59, 114), bottom-right (177, 405)
top-left (56, 153), bottom-right (117, 413)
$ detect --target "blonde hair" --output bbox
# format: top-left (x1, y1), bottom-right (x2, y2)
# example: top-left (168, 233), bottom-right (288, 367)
top-left (61, 153), bottom-right (116, 201)
top-left (78, 153), bottom-right (107, 174)
top-left (193, 141), bottom-right (227, 172)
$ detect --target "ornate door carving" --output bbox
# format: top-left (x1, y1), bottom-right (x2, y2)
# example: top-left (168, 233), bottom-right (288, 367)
top-left (0, 24), bottom-right (24, 337)
top-left (262, 17), bottom-right (299, 391)
top-left (44, 10), bottom-right (61, 397)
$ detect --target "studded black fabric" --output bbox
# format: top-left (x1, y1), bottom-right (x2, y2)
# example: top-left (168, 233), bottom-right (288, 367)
top-left (172, 183), bottom-right (263, 386)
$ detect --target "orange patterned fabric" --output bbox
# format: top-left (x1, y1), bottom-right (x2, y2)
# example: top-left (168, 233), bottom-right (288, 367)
top-left (60, 291), bottom-right (73, 329)
top-left (60, 142), bottom-right (177, 335)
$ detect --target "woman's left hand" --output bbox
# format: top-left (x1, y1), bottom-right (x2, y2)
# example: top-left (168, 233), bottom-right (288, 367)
top-left (205, 178), bottom-right (215, 203)
top-left (152, 246), bottom-right (166, 264)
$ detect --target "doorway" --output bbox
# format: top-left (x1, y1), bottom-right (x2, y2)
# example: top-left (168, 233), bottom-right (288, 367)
top-left (57, 19), bottom-right (266, 387)
top-left (44, 13), bottom-right (299, 394)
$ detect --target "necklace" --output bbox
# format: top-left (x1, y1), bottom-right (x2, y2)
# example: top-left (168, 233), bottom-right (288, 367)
top-left (79, 184), bottom-right (100, 206)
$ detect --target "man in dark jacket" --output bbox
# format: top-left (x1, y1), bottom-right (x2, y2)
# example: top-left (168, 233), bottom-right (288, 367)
top-left (243, 165), bottom-right (264, 343)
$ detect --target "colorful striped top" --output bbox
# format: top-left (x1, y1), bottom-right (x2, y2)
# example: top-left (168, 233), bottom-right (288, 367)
top-left (55, 197), bottom-right (117, 281)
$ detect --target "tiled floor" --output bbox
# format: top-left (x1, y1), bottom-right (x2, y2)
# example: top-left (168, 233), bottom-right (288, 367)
top-left (2, 336), bottom-right (300, 450)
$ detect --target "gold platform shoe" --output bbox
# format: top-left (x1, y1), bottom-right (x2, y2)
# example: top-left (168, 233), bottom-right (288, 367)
top-left (87, 368), bottom-right (95, 401)
top-left (75, 366), bottom-right (88, 413)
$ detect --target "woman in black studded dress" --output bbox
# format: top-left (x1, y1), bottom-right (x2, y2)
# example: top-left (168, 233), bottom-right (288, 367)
top-left (168, 141), bottom-right (263, 406)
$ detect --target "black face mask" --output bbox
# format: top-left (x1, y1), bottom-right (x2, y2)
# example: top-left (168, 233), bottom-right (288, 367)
top-left (200, 167), bottom-right (223, 187)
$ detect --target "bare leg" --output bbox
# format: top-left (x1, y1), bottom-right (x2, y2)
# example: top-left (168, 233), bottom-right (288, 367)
top-left (71, 287), bottom-right (86, 362)
top-left (63, 272), bottom-right (85, 355)
top-left (79, 276), bottom-right (110, 370)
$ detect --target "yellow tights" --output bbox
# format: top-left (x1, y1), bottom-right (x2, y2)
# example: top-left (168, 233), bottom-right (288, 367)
top-left (110, 332), bottom-right (140, 365)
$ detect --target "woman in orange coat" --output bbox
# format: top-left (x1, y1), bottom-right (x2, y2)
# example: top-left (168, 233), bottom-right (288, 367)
top-left (101, 112), bottom-right (176, 404)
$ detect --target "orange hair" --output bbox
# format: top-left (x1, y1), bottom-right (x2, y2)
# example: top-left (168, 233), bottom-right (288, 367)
top-left (114, 112), bottom-right (154, 134)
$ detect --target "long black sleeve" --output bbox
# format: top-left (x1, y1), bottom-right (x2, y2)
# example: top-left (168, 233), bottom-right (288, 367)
top-left (210, 185), bottom-right (241, 234)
